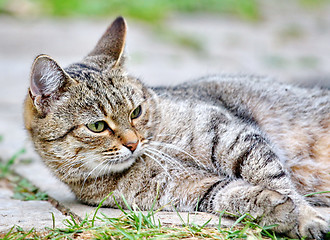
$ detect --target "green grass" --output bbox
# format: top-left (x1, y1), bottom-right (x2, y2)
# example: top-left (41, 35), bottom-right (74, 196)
top-left (0, 183), bottom-right (291, 240)
top-left (0, 147), bottom-right (49, 201)
top-left (0, 0), bottom-right (261, 52)
top-left (2, 0), bottom-right (329, 23)
top-left (304, 191), bottom-right (330, 197)
top-left (1, 192), bottom-right (285, 240)
top-left (0, 148), bottom-right (25, 178)
top-left (0, 0), bottom-right (261, 22)
top-left (12, 178), bottom-right (49, 201)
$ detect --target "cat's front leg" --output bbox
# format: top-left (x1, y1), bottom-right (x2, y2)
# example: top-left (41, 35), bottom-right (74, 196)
top-left (212, 123), bottom-right (292, 191)
top-left (198, 179), bottom-right (328, 239)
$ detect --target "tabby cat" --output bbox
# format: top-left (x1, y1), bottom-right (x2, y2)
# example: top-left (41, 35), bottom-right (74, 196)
top-left (24, 17), bottom-right (329, 239)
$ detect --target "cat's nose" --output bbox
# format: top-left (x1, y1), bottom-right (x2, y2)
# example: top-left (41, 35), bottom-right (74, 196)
top-left (124, 141), bottom-right (139, 153)
top-left (121, 130), bottom-right (139, 153)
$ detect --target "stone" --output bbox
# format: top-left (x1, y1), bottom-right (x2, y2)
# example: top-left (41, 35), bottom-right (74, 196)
top-left (0, 188), bottom-right (69, 233)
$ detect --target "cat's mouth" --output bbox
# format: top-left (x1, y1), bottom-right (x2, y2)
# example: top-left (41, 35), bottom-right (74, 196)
top-left (98, 143), bottom-right (143, 173)
top-left (82, 143), bottom-right (143, 174)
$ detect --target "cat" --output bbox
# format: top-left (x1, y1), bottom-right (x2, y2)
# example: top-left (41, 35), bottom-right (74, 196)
top-left (24, 17), bottom-right (329, 239)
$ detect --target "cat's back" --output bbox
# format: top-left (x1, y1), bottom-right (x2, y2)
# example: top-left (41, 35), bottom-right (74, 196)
top-left (153, 74), bottom-right (329, 129)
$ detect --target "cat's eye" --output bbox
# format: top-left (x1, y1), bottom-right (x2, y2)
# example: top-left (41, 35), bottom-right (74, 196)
top-left (131, 105), bottom-right (142, 120)
top-left (86, 121), bottom-right (107, 133)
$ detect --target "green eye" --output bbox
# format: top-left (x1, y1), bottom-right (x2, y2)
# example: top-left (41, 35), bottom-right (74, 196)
top-left (86, 121), bottom-right (106, 133)
top-left (131, 105), bottom-right (142, 120)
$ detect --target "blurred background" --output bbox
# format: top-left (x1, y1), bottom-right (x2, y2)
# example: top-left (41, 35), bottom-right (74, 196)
top-left (0, 1), bottom-right (330, 231)
top-left (0, 0), bottom-right (330, 158)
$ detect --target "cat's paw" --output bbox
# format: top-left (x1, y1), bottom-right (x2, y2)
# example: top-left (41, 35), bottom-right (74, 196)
top-left (257, 189), bottom-right (298, 233)
top-left (256, 190), bottom-right (329, 239)
top-left (287, 205), bottom-right (329, 240)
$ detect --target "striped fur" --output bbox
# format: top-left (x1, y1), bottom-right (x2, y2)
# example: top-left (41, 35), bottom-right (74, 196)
top-left (24, 17), bottom-right (329, 239)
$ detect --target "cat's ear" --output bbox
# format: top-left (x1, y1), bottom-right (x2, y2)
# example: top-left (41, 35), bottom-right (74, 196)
top-left (29, 54), bottom-right (72, 114)
top-left (87, 16), bottom-right (127, 68)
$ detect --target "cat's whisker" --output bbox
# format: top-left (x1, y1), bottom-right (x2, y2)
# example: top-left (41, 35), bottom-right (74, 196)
top-left (58, 160), bottom-right (89, 180)
top-left (80, 159), bottom-right (109, 195)
top-left (151, 134), bottom-right (177, 141)
top-left (145, 149), bottom-right (176, 167)
top-left (143, 152), bottom-right (172, 179)
top-left (145, 147), bottom-right (192, 176)
top-left (55, 155), bottom-right (85, 169)
top-left (93, 159), bottom-right (114, 188)
top-left (92, 162), bottom-right (108, 191)
top-left (155, 134), bottom-right (177, 138)
top-left (103, 161), bottom-right (113, 176)
top-left (149, 141), bottom-right (208, 170)
top-left (145, 150), bottom-right (191, 179)
top-left (98, 164), bottom-right (110, 188)
top-left (53, 159), bottom-right (82, 175)
top-left (144, 151), bottom-right (186, 179)
top-left (138, 156), bottom-right (145, 164)
top-left (101, 162), bottom-right (113, 182)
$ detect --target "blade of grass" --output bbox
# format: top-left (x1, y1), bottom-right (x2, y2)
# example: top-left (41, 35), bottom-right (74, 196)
top-left (120, 193), bottom-right (134, 212)
top-left (113, 195), bottom-right (128, 216)
top-left (0, 148), bottom-right (25, 177)
top-left (4, 225), bottom-right (15, 238)
top-left (217, 210), bottom-right (225, 233)
top-left (147, 182), bottom-right (160, 226)
top-left (91, 192), bottom-right (113, 227)
top-left (304, 191), bottom-right (330, 197)
top-left (230, 213), bottom-right (248, 230)
top-left (172, 205), bottom-right (187, 227)
top-left (110, 223), bottom-right (136, 240)
top-left (198, 217), bottom-right (212, 231)
top-left (260, 224), bottom-right (278, 239)
top-left (69, 214), bottom-right (78, 227)
top-left (51, 212), bottom-right (55, 229)
top-left (136, 211), bottom-right (142, 233)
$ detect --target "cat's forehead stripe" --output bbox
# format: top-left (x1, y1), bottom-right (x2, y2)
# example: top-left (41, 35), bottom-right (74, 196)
top-left (69, 63), bottom-right (101, 73)
top-left (66, 64), bottom-right (139, 111)
top-left (97, 101), bottom-right (108, 117)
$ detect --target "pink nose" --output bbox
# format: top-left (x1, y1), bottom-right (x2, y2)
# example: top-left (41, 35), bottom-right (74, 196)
top-left (124, 140), bottom-right (139, 152)
top-left (121, 129), bottom-right (139, 153)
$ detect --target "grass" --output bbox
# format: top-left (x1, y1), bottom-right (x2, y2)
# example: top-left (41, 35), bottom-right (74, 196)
top-left (2, 0), bottom-right (328, 22)
top-left (0, 146), bottom-right (49, 201)
top-left (0, 0), bottom-right (262, 52)
top-left (0, 0), bottom-right (261, 22)
top-left (1, 0), bottom-right (329, 53)
top-left (0, 148), bottom-right (25, 179)
top-left (12, 178), bottom-right (49, 201)
top-left (1, 192), bottom-right (284, 240)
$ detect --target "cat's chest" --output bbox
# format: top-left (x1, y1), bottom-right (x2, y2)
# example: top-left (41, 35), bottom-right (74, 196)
top-left (148, 98), bottom-right (233, 171)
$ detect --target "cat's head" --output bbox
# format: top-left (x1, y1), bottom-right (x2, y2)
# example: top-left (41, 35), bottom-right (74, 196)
top-left (24, 17), bottom-right (159, 182)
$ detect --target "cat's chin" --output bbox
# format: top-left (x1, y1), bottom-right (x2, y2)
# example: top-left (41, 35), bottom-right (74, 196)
top-left (108, 157), bottom-right (136, 173)
top-left (82, 154), bottom-right (138, 176)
